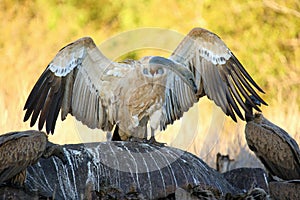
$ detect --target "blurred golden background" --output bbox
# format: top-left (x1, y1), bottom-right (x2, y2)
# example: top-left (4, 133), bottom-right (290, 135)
top-left (0, 0), bottom-right (299, 168)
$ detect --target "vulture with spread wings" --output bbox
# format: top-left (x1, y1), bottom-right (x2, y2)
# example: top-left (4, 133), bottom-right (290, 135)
top-left (24, 28), bottom-right (267, 144)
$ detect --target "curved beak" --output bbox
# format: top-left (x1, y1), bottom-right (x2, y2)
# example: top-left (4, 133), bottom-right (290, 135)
top-left (149, 56), bottom-right (197, 93)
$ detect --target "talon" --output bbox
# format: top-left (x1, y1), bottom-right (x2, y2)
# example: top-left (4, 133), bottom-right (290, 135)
top-left (129, 137), bottom-right (146, 143)
top-left (142, 138), bottom-right (148, 143)
top-left (147, 136), bottom-right (166, 146)
top-left (43, 142), bottom-right (67, 164)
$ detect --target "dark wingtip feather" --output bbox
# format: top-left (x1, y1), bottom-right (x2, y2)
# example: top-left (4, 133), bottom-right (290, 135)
top-left (247, 95), bottom-right (266, 112)
top-left (23, 70), bottom-right (51, 110)
top-left (50, 104), bottom-right (61, 134)
top-left (23, 68), bottom-right (66, 134)
top-left (230, 54), bottom-right (266, 94)
top-left (231, 115), bottom-right (238, 122)
top-left (230, 62), bottom-right (268, 108)
top-left (227, 108), bottom-right (237, 122)
top-left (254, 105), bottom-right (262, 112)
top-left (225, 92), bottom-right (237, 122)
top-left (46, 86), bottom-right (63, 135)
top-left (38, 86), bottom-right (55, 133)
top-left (30, 112), bottom-right (39, 127)
top-left (28, 84), bottom-right (51, 127)
top-left (259, 98), bottom-right (268, 106)
top-left (23, 109), bottom-right (33, 122)
top-left (227, 78), bottom-right (246, 121)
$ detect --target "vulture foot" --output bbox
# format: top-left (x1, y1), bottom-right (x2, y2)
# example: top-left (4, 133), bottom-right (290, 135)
top-left (43, 142), bottom-right (67, 164)
top-left (147, 136), bottom-right (166, 146)
top-left (128, 137), bottom-right (148, 143)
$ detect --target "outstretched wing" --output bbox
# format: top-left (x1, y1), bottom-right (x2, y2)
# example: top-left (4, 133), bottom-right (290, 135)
top-left (161, 28), bottom-right (267, 129)
top-left (23, 37), bottom-right (122, 134)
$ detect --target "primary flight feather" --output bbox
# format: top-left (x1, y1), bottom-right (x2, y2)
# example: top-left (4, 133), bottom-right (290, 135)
top-left (23, 28), bottom-right (267, 143)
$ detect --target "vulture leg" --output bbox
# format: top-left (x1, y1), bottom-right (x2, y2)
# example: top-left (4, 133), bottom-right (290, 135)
top-left (111, 125), bottom-right (122, 141)
top-left (42, 142), bottom-right (67, 164)
top-left (8, 170), bottom-right (26, 187)
top-left (148, 128), bottom-right (166, 146)
top-left (142, 127), bottom-right (148, 142)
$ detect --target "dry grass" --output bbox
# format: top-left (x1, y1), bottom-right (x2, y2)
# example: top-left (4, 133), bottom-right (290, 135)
top-left (0, 0), bottom-right (299, 170)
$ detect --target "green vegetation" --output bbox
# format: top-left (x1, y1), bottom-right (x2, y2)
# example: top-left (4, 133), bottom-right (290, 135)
top-left (0, 0), bottom-right (299, 168)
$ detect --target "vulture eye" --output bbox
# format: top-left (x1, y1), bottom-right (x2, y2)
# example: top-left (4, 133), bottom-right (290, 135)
top-left (157, 68), bottom-right (164, 75)
top-left (143, 68), bottom-right (149, 74)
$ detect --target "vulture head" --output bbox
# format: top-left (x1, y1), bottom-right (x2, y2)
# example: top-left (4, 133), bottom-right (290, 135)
top-left (149, 56), bottom-right (197, 93)
top-left (245, 95), bottom-right (262, 122)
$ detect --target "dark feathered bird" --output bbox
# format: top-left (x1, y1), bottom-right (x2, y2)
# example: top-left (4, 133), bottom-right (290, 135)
top-left (0, 130), bottom-right (66, 187)
top-left (23, 28), bottom-right (267, 144)
top-left (245, 96), bottom-right (300, 180)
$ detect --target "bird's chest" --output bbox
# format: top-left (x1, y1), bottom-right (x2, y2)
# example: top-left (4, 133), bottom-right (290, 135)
top-left (126, 83), bottom-right (165, 118)
top-left (105, 67), bottom-right (167, 133)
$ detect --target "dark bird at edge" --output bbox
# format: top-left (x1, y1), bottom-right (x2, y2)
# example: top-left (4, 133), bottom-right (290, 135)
top-left (0, 130), bottom-right (66, 187)
top-left (245, 95), bottom-right (300, 180)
